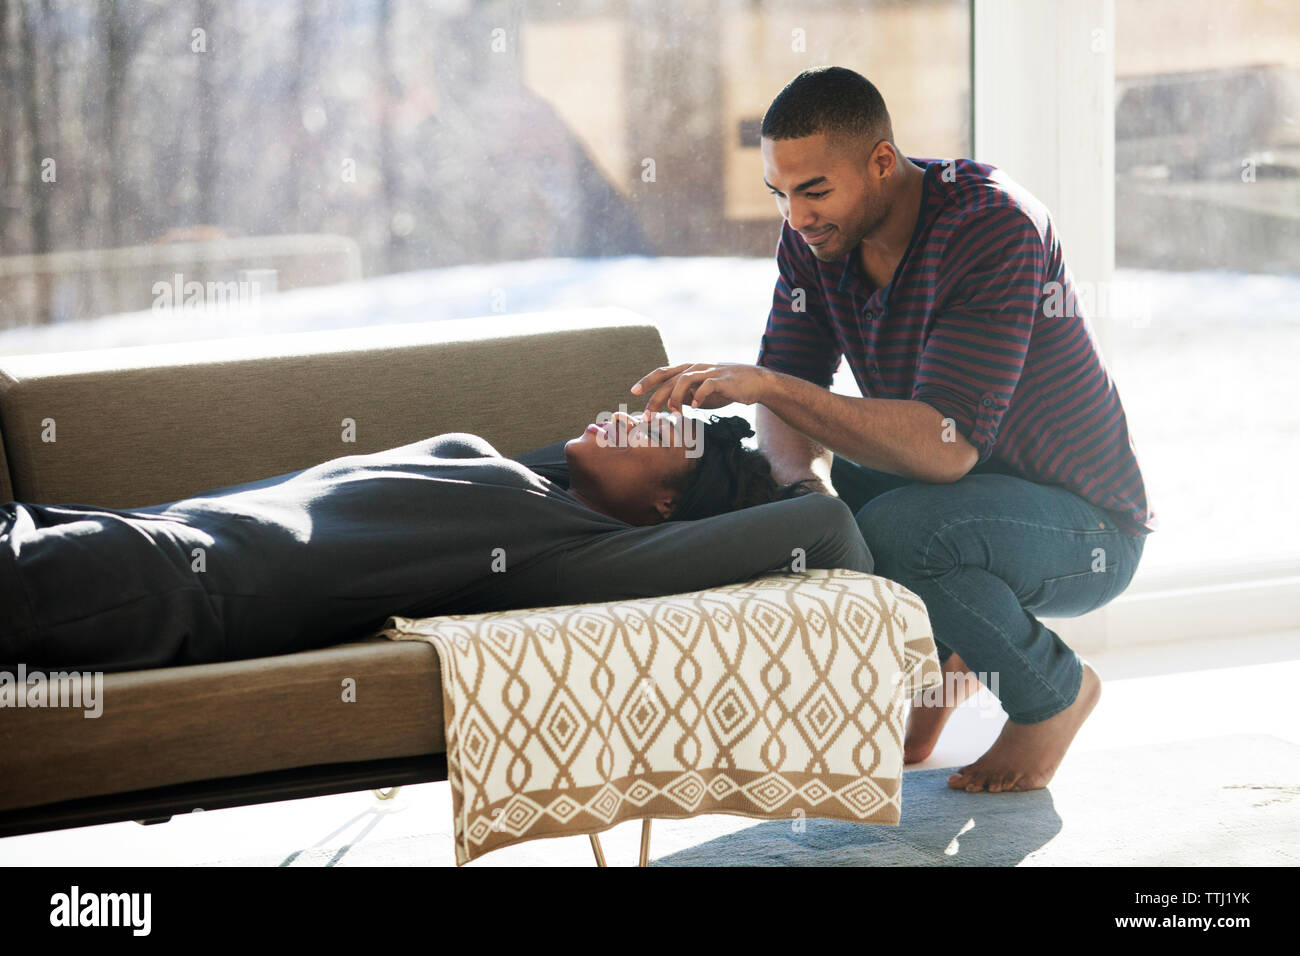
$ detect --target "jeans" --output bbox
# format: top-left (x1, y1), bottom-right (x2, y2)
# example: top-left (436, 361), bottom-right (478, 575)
top-left (831, 455), bottom-right (1146, 724)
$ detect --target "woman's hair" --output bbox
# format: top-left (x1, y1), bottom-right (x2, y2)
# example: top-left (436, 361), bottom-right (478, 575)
top-left (667, 414), bottom-right (821, 521)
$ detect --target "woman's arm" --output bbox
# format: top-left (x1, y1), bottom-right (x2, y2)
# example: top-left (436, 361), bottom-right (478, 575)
top-left (552, 492), bottom-right (873, 605)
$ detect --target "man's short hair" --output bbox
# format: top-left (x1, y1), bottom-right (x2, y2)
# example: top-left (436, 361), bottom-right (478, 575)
top-left (760, 66), bottom-right (894, 154)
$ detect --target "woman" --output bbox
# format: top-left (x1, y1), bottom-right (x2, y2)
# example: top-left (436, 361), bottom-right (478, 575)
top-left (0, 411), bottom-right (875, 673)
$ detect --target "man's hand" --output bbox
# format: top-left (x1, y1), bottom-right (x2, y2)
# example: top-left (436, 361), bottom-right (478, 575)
top-left (630, 363), bottom-right (771, 418)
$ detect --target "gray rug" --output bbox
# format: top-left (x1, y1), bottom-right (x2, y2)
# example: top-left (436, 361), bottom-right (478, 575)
top-left (201, 734), bottom-right (1300, 866)
top-left (658, 734), bottom-right (1300, 866)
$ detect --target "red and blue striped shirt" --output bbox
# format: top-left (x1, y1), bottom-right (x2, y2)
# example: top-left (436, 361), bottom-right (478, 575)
top-left (756, 156), bottom-right (1156, 538)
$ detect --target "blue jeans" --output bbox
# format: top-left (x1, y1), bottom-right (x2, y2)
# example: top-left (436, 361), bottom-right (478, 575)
top-left (832, 455), bottom-right (1145, 724)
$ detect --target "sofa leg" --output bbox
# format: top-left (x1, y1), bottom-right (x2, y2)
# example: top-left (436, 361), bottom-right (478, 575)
top-left (134, 816), bottom-right (173, 825)
top-left (589, 833), bottom-right (607, 866)
top-left (372, 786), bottom-right (402, 801)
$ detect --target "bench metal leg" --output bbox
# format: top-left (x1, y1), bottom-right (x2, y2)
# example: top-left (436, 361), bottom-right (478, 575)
top-left (639, 818), bottom-right (652, 867)
top-left (588, 818), bottom-right (653, 866)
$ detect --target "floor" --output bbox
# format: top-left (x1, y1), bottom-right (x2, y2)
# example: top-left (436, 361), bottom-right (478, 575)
top-left (2, 628), bottom-right (1296, 867)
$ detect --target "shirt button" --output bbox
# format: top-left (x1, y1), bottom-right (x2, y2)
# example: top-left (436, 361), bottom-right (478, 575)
top-left (864, 311), bottom-right (875, 321)
top-left (981, 397), bottom-right (993, 407)
top-left (868, 363), bottom-right (879, 374)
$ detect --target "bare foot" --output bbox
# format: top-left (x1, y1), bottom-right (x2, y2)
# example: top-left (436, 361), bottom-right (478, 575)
top-left (904, 651), bottom-right (981, 764)
top-left (946, 659), bottom-right (1102, 793)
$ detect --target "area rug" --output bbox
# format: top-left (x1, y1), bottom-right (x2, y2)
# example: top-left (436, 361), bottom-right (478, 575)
top-left (653, 732), bottom-right (1300, 866)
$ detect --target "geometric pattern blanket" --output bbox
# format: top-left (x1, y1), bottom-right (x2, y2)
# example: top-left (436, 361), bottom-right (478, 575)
top-left (375, 568), bottom-right (942, 865)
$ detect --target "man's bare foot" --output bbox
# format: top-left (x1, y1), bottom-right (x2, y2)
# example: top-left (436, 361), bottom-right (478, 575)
top-left (904, 651), bottom-right (980, 764)
top-left (946, 659), bottom-right (1102, 793)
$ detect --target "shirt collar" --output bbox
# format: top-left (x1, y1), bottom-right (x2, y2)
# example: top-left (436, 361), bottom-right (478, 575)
top-left (835, 157), bottom-right (941, 296)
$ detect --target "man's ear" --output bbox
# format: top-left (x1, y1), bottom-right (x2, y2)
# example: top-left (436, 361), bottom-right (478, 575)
top-left (868, 136), bottom-right (896, 175)
top-left (653, 491), bottom-right (678, 523)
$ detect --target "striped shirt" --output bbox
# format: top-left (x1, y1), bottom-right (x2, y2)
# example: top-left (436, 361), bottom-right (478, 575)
top-left (756, 156), bottom-right (1156, 538)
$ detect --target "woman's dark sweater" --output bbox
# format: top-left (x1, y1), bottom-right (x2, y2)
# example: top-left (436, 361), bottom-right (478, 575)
top-left (0, 433), bottom-right (874, 672)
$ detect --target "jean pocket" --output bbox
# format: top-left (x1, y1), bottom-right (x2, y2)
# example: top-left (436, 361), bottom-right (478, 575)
top-left (1024, 564), bottom-right (1118, 617)
top-left (1102, 533), bottom-right (1144, 604)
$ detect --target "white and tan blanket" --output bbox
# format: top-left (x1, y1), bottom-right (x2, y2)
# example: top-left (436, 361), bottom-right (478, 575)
top-left (376, 567), bottom-right (942, 864)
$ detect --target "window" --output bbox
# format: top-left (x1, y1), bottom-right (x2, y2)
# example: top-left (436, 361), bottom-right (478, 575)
top-left (1112, 0), bottom-right (1300, 570)
top-left (0, 0), bottom-right (971, 380)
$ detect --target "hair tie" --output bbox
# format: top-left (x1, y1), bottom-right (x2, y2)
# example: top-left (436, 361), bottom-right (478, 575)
top-left (669, 415), bottom-right (753, 522)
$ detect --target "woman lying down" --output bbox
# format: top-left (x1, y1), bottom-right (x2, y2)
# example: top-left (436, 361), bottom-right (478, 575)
top-left (0, 410), bottom-right (875, 673)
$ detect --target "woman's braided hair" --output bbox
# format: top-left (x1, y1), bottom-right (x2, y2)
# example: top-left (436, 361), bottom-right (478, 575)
top-left (667, 414), bottom-right (821, 521)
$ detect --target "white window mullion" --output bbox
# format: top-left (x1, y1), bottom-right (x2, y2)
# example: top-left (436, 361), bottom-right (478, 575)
top-left (973, 0), bottom-right (1116, 359)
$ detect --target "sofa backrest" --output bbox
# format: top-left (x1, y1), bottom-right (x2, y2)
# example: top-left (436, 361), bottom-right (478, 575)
top-left (0, 308), bottom-right (669, 508)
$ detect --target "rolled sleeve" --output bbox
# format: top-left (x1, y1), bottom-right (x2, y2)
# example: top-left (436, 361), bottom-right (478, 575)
top-left (912, 209), bottom-right (1043, 465)
top-left (912, 380), bottom-right (1006, 465)
top-left (755, 220), bottom-right (841, 388)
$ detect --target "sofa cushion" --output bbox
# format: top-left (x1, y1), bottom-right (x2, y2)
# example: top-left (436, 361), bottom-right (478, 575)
top-left (0, 637), bottom-right (443, 814)
top-left (0, 307), bottom-right (667, 508)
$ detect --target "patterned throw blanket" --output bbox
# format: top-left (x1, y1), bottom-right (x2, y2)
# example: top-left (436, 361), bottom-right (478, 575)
top-left (376, 568), bottom-right (942, 865)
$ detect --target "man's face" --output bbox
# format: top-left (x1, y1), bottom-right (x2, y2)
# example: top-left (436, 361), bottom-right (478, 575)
top-left (760, 132), bottom-right (890, 261)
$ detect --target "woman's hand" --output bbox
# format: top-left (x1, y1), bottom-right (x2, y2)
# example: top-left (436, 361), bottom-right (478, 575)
top-left (630, 363), bottom-right (772, 417)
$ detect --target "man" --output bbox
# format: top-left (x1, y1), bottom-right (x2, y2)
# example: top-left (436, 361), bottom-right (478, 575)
top-left (632, 66), bottom-right (1156, 794)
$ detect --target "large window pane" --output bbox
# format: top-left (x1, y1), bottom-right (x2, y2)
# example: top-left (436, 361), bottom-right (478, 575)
top-left (0, 0), bottom-right (970, 387)
top-left (1112, 0), bottom-right (1300, 570)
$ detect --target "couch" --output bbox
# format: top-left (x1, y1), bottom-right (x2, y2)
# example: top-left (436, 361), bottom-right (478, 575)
top-left (0, 307), bottom-right (937, 847)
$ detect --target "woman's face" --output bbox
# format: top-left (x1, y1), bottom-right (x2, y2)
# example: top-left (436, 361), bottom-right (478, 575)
top-left (564, 410), bottom-right (698, 525)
